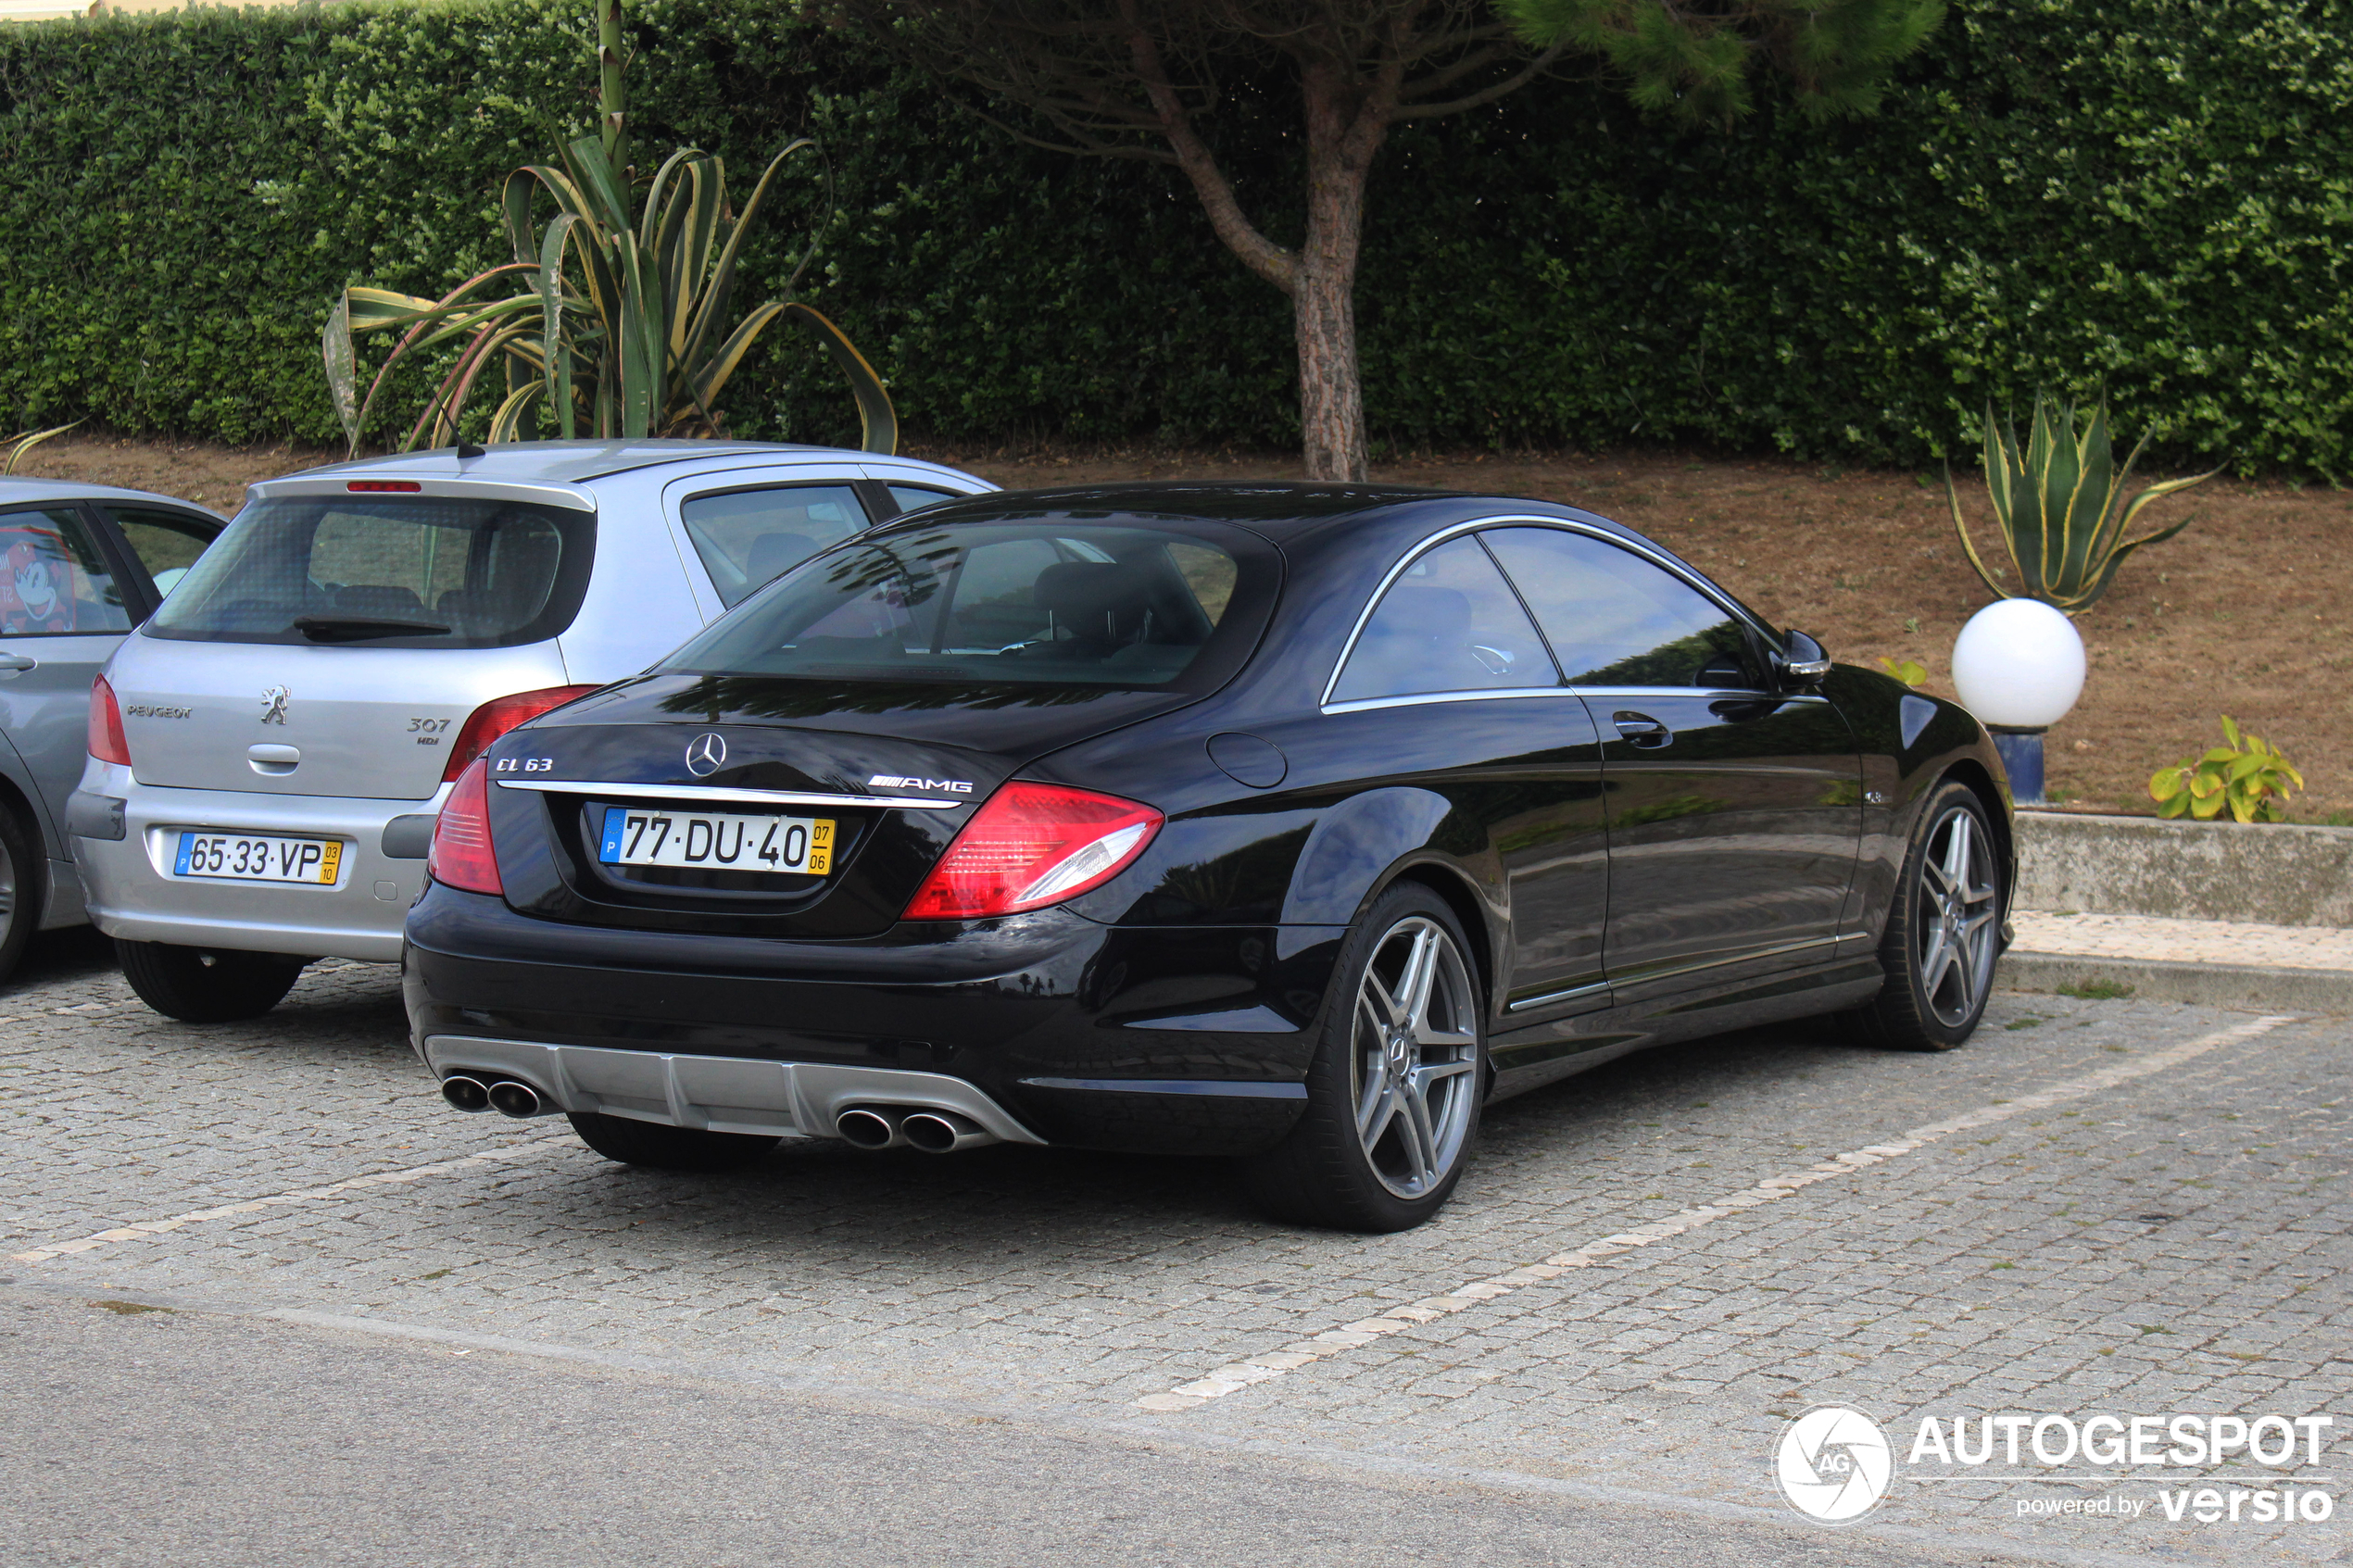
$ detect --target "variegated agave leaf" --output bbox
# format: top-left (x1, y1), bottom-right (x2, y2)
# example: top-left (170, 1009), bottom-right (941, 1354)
top-left (324, 126), bottom-right (893, 454)
top-left (1948, 395), bottom-right (2221, 613)
top-left (1, 420), bottom-right (82, 476)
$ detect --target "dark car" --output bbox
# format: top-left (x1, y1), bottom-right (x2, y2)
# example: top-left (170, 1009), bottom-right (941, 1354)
top-left (404, 484), bottom-right (2013, 1232)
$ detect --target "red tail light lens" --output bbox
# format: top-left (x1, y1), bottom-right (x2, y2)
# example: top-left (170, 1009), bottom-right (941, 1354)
top-left (88, 674), bottom-right (132, 765)
top-left (902, 783), bottom-right (1162, 921)
top-left (442, 685), bottom-right (598, 783)
top-left (429, 758), bottom-right (501, 896)
top-left (346, 480), bottom-right (422, 493)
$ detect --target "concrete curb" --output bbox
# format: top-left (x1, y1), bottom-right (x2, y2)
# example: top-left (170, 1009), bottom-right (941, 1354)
top-left (2017, 810), bottom-right (2353, 925)
top-left (1996, 950), bottom-right (2353, 1012)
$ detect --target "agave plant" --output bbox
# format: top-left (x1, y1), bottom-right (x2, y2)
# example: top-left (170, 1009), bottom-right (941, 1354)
top-left (3, 421), bottom-right (79, 474)
top-left (322, 132), bottom-right (895, 454)
top-left (1944, 396), bottom-right (2221, 613)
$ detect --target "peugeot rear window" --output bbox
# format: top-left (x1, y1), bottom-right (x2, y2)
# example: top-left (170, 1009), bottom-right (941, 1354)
top-left (660, 521), bottom-right (1276, 691)
top-left (145, 495), bottom-right (594, 648)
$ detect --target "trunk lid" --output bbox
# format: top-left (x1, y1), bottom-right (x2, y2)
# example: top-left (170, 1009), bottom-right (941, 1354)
top-left (110, 633), bottom-right (573, 800)
top-left (485, 673), bottom-right (1190, 937)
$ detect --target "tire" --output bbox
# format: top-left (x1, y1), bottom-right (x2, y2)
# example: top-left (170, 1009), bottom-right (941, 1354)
top-left (0, 806), bottom-right (40, 990)
top-left (1243, 883), bottom-right (1486, 1232)
top-left (116, 938), bottom-right (306, 1023)
top-left (1846, 779), bottom-right (2003, 1051)
top-left (566, 1111), bottom-right (780, 1173)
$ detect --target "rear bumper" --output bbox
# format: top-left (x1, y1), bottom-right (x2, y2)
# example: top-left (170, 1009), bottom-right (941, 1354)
top-left (72, 760), bottom-right (447, 962)
top-left (402, 884), bottom-right (1345, 1155)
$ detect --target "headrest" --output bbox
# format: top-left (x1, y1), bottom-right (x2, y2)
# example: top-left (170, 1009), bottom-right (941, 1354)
top-left (334, 583), bottom-right (427, 619)
top-left (746, 532), bottom-right (821, 587)
top-left (1035, 560), bottom-right (1153, 641)
top-left (1380, 586), bottom-right (1471, 641)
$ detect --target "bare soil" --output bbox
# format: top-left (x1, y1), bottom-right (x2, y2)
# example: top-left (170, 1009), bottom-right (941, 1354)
top-left (19, 433), bottom-right (2349, 821)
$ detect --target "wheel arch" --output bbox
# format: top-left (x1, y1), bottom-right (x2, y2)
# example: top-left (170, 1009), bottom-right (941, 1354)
top-left (1936, 758), bottom-right (2016, 911)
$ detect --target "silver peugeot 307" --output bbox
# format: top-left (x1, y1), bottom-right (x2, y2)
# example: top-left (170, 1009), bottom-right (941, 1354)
top-left (71, 440), bottom-right (991, 1022)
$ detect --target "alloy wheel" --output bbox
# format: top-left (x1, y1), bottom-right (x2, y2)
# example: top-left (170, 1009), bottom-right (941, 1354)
top-left (1915, 806), bottom-right (1998, 1028)
top-left (1350, 915), bottom-right (1480, 1199)
top-left (0, 833), bottom-right (15, 947)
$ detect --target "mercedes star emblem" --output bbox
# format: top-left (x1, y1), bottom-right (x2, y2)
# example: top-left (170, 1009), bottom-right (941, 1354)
top-left (684, 733), bottom-right (727, 776)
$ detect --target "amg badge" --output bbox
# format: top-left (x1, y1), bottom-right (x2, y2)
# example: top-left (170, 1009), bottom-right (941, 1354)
top-left (869, 774), bottom-right (975, 795)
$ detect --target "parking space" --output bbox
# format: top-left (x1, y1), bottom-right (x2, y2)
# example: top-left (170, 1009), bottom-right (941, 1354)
top-left (2, 929), bottom-right (2344, 1565)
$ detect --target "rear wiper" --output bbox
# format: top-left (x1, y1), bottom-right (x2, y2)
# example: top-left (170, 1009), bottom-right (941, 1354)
top-left (291, 615), bottom-right (452, 644)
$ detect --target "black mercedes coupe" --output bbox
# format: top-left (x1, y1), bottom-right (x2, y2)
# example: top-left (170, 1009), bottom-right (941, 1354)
top-left (406, 483), bottom-right (2013, 1232)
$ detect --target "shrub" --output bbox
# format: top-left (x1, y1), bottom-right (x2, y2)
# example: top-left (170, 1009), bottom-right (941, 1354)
top-left (2148, 717), bottom-right (2305, 824)
top-left (0, 0), bottom-right (2348, 465)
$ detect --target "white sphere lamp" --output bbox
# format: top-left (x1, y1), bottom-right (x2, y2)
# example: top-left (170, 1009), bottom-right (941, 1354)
top-left (1950, 596), bottom-right (2084, 805)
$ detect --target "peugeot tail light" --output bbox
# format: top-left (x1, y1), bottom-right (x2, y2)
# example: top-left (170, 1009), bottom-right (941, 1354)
top-left (88, 675), bottom-right (132, 765)
top-left (429, 758), bottom-right (501, 896)
top-left (442, 685), bottom-right (598, 783)
top-left (902, 783), bottom-right (1161, 922)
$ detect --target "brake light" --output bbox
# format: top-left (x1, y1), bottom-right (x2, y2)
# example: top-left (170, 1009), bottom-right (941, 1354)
top-left (429, 758), bottom-right (501, 896)
top-left (442, 685), bottom-right (599, 783)
top-left (346, 480), bottom-right (422, 493)
top-left (902, 783), bottom-right (1162, 921)
top-left (88, 675), bottom-right (132, 765)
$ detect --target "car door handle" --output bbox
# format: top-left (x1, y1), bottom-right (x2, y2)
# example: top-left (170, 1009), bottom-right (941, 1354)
top-left (0, 653), bottom-right (34, 679)
top-left (1612, 711), bottom-right (1673, 749)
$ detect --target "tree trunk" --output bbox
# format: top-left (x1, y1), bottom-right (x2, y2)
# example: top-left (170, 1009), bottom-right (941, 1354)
top-left (1295, 63), bottom-right (1386, 482)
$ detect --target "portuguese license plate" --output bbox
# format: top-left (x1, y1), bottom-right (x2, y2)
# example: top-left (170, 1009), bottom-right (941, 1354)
top-left (598, 807), bottom-right (834, 875)
top-left (172, 831), bottom-right (343, 884)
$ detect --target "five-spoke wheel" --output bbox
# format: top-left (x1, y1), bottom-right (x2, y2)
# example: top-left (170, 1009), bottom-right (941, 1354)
top-left (1246, 884), bottom-right (1486, 1231)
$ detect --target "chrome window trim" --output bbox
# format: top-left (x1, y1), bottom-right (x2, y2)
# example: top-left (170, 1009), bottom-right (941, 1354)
top-left (1321, 685), bottom-right (1581, 717)
top-left (496, 780), bottom-right (963, 810)
top-left (1319, 515), bottom-right (1786, 710)
top-left (1318, 684), bottom-right (1829, 718)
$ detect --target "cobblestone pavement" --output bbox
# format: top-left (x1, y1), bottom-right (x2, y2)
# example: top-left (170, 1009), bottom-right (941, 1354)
top-left (2, 929), bottom-right (2345, 1566)
top-left (2011, 910), bottom-right (2353, 973)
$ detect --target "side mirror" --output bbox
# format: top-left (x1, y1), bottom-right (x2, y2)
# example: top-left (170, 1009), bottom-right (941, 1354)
top-left (1779, 629), bottom-right (1831, 684)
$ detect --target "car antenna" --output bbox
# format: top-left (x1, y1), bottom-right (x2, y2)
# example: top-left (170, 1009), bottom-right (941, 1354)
top-left (455, 440), bottom-right (487, 460)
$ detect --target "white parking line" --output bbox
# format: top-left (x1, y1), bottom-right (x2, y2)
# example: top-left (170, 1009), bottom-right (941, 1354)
top-left (7, 1135), bottom-right (576, 1265)
top-left (1134, 1014), bottom-right (2296, 1412)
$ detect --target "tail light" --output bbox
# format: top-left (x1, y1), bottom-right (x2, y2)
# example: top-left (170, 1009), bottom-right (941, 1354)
top-left (442, 685), bottom-right (598, 783)
top-left (902, 782), bottom-right (1161, 921)
top-left (88, 675), bottom-right (132, 765)
top-left (429, 759), bottom-right (501, 896)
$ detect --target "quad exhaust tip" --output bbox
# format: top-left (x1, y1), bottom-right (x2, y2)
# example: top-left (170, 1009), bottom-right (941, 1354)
top-left (485, 1079), bottom-right (545, 1119)
top-left (834, 1105), bottom-right (1000, 1153)
top-left (441, 1075), bottom-right (491, 1113)
top-left (835, 1107), bottom-right (905, 1149)
top-left (901, 1110), bottom-right (995, 1154)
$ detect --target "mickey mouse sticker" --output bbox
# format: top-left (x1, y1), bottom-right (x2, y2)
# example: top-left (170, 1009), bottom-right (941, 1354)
top-left (0, 532), bottom-right (77, 635)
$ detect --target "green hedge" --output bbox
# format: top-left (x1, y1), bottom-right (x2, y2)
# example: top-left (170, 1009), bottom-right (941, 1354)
top-left (2, 0), bottom-right (2348, 470)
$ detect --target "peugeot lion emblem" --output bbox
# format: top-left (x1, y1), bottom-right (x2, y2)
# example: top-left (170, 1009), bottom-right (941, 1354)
top-left (258, 685), bottom-right (291, 726)
top-left (684, 733), bottom-right (727, 776)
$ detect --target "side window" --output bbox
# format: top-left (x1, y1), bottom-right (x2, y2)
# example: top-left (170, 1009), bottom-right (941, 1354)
top-left (0, 507), bottom-right (132, 636)
top-left (681, 485), bottom-right (872, 608)
top-left (100, 505), bottom-right (219, 601)
top-left (1330, 535), bottom-right (1557, 704)
top-left (1482, 527), bottom-right (1760, 689)
top-left (887, 485), bottom-right (956, 516)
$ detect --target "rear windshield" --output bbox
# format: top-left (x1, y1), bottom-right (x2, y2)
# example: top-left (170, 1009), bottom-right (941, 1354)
top-left (661, 521), bottom-right (1273, 690)
top-left (145, 495), bottom-right (594, 648)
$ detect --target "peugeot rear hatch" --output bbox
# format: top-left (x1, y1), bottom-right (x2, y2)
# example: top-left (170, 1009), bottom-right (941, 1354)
top-left (119, 487), bottom-right (594, 800)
